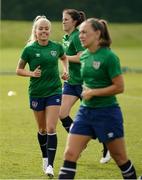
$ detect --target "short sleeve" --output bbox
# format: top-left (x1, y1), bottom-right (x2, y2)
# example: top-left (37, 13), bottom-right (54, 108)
top-left (58, 43), bottom-right (65, 58)
top-left (107, 53), bottom-right (122, 79)
top-left (21, 46), bottom-right (30, 63)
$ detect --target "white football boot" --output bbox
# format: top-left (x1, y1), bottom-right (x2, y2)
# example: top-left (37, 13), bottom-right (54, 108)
top-left (42, 158), bottom-right (48, 174)
top-left (45, 165), bottom-right (54, 178)
top-left (100, 150), bottom-right (111, 164)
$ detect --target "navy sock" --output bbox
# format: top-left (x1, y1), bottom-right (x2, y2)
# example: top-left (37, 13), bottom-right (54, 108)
top-left (47, 133), bottom-right (57, 167)
top-left (37, 132), bottom-right (48, 158)
top-left (60, 116), bottom-right (73, 132)
top-left (119, 160), bottom-right (137, 179)
top-left (58, 160), bottom-right (76, 179)
top-left (102, 143), bottom-right (108, 157)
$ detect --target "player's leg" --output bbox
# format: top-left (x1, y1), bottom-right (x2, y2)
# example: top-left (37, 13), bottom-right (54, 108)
top-left (59, 94), bottom-right (78, 132)
top-left (45, 105), bottom-right (60, 177)
top-left (59, 105), bottom-right (93, 179)
top-left (60, 83), bottom-right (82, 132)
top-left (107, 138), bottom-right (137, 179)
top-left (58, 134), bottom-right (91, 179)
top-left (30, 97), bottom-right (49, 174)
top-left (33, 110), bottom-right (48, 173)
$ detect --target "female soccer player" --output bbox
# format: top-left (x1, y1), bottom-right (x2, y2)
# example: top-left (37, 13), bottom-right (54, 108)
top-left (16, 15), bottom-right (68, 178)
top-left (60, 9), bottom-right (110, 163)
top-left (58, 18), bottom-right (137, 179)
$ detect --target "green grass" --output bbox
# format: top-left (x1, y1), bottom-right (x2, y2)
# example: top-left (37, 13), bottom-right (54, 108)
top-left (0, 74), bottom-right (142, 179)
top-left (0, 21), bottom-right (142, 179)
top-left (114, 47), bottom-right (142, 68)
top-left (109, 23), bottom-right (142, 48)
top-left (1, 21), bottom-right (142, 48)
top-left (1, 21), bottom-right (64, 48)
top-left (1, 21), bottom-right (142, 74)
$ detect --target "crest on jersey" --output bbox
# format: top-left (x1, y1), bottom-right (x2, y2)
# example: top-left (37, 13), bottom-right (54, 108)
top-left (51, 51), bottom-right (57, 57)
top-left (64, 41), bottom-right (70, 47)
top-left (32, 101), bottom-right (38, 108)
top-left (93, 61), bottom-right (101, 69)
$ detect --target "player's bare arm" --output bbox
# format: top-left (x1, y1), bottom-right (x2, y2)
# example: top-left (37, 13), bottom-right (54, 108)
top-left (16, 59), bottom-right (41, 77)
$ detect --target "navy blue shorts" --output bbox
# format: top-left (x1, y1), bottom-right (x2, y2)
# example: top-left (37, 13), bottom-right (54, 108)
top-left (62, 82), bottom-right (82, 99)
top-left (70, 105), bottom-right (124, 143)
top-left (30, 94), bottom-right (62, 111)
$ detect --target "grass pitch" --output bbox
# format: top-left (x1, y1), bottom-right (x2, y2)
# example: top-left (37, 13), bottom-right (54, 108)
top-left (0, 21), bottom-right (142, 179)
top-left (0, 74), bottom-right (142, 179)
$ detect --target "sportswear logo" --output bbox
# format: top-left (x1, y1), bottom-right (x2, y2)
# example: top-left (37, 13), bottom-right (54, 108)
top-left (32, 101), bottom-right (38, 108)
top-left (56, 98), bottom-right (60, 103)
top-left (107, 132), bottom-right (114, 138)
top-left (35, 53), bottom-right (40, 57)
top-left (93, 61), bottom-right (101, 69)
top-left (51, 51), bottom-right (57, 57)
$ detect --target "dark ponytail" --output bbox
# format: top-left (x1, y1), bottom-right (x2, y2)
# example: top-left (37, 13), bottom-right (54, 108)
top-left (99, 19), bottom-right (112, 47)
top-left (77, 11), bottom-right (86, 26)
top-left (86, 18), bottom-right (112, 47)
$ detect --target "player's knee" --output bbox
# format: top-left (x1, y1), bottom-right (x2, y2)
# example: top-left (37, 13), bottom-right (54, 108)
top-left (64, 149), bottom-right (77, 161)
top-left (59, 114), bottom-right (64, 120)
top-left (47, 126), bottom-right (56, 134)
top-left (59, 106), bottom-right (70, 119)
top-left (59, 111), bottom-right (68, 120)
top-left (111, 151), bottom-right (127, 165)
top-left (39, 129), bottom-right (47, 134)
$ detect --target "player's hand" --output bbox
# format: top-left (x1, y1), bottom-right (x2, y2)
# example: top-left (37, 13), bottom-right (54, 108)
top-left (81, 87), bottom-right (93, 100)
top-left (31, 65), bottom-right (41, 77)
top-left (61, 71), bottom-right (69, 80)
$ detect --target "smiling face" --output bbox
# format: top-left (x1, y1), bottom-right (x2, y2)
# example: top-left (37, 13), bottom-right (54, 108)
top-left (62, 12), bottom-right (76, 34)
top-left (79, 21), bottom-right (100, 50)
top-left (35, 19), bottom-right (51, 43)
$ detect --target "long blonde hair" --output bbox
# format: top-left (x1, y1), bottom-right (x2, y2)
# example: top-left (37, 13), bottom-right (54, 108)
top-left (28, 15), bottom-right (51, 43)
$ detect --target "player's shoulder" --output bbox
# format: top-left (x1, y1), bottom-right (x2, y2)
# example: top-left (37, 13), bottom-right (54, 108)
top-left (70, 29), bottom-right (79, 39)
top-left (107, 48), bottom-right (119, 60)
top-left (21, 42), bottom-right (34, 54)
top-left (102, 48), bottom-right (120, 63)
top-left (99, 47), bottom-right (118, 59)
top-left (23, 41), bottom-right (37, 50)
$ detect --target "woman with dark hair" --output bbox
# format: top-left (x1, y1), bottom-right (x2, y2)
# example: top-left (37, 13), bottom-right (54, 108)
top-left (60, 9), bottom-right (110, 164)
top-left (59, 9), bottom-right (86, 131)
top-left (58, 18), bottom-right (137, 179)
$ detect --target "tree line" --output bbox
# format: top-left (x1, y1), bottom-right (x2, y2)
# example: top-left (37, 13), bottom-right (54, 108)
top-left (2, 0), bottom-right (142, 22)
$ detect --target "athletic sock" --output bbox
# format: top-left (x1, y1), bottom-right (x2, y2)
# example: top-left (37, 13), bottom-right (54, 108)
top-left (119, 160), bottom-right (137, 179)
top-left (102, 143), bottom-right (108, 157)
top-left (37, 132), bottom-right (48, 158)
top-left (47, 133), bottom-right (57, 167)
top-left (58, 160), bottom-right (76, 179)
top-left (60, 116), bottom-right (73, 132)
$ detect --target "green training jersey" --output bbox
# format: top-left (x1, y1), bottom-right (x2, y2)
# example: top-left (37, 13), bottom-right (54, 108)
top-left (62, 29), bottom-right (85, 85)
top-left (21, 40), bottom-right (64, 97)
top-left (80, 47), bottom-right (122, 108)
